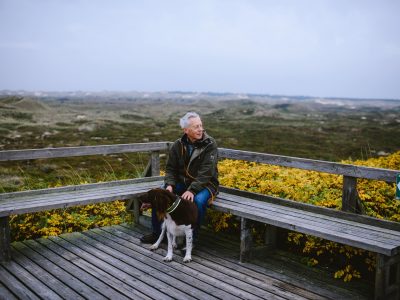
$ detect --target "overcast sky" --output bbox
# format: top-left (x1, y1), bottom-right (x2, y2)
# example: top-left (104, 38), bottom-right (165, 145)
top-left (1, 0), bottom-right (400, 99)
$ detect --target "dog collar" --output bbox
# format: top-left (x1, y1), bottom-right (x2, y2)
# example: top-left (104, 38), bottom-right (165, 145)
top-left (166, 196), bottom-right (181, 214)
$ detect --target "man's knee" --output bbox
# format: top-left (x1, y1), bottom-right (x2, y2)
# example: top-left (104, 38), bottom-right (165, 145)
top-left (194, 191), bottom-right (210, 208)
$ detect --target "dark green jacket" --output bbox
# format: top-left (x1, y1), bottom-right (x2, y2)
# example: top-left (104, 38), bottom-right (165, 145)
top-left (164, 132), bottom-right (219, 202)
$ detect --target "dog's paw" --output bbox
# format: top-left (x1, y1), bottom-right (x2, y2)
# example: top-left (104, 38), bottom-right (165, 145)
top-left (183, 255), bottom-right (192, 263)
top-left (150, 244), bottom-right (159, 250)
top-left (163, 255), bottom-right (173, 262)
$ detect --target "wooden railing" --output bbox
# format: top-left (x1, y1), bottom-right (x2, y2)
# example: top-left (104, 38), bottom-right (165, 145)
top-left (219, 148), bottom-right (399, 214)
top-left (0, 142), bottom-right (170, 177)
top-left (1, 142), bottom-right (398, 214)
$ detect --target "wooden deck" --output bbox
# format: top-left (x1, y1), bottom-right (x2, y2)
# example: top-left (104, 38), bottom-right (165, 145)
top-left (0, 224), bottom-right (371, 300)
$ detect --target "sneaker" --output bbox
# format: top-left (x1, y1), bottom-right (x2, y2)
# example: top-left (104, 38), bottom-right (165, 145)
top-left (140, 233), bottom-right (159, 244)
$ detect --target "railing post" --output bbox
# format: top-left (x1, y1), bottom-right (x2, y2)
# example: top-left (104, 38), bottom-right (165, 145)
top-left (143, 151), bottom-right (161, 177)
top-left (151, 151), bottom-right (160, 176)
top-left (342, 175), bottom-right (363, 213)
top-left (0, 216), bottom-right (11, 262)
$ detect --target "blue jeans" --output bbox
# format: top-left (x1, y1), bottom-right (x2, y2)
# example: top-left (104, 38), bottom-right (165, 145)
top-left (152, 183), bottom-right (210, 238)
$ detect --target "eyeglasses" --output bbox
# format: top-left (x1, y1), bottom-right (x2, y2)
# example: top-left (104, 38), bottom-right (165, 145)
top-left (188, 124), bottom-right (203, 130)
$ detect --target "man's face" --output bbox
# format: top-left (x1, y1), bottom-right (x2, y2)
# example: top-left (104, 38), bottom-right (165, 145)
top-left (184, 116), bottom-right (203, 142)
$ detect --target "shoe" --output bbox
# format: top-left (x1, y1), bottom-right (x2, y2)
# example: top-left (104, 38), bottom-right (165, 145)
top-left (140, 233), bottom-right (159, 244)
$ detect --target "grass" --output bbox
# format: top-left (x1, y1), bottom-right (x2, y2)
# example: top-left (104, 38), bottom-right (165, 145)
top-left (0, 95), bottom-right (399, 190)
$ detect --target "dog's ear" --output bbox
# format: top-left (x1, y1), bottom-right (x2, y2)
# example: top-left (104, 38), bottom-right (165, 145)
top-left (147, 188), bottom-right (163, 204)
top-left (152, 189), bottom-right (167, 208)
top-left (152, 189), bottom-right (172, 220)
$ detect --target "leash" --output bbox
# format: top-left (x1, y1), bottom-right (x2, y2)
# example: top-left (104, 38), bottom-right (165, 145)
top-left (166, 196), bottom-right (182, 214)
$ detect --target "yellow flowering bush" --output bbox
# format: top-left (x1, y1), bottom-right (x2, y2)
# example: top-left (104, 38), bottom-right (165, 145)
top-left (10, 196), bottom-right (132, 241)
top-left (214, 151), bottom-right (400, 281)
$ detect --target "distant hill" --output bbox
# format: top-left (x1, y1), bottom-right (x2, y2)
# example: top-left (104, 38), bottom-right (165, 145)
top-left (12, 98), bottom-right (50, 112)
top-left (1, 90), bottom-right (399, 108)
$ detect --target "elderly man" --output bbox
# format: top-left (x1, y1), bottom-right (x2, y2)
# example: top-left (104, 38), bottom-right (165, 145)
top-left (141, 112), bottom-right (219, 243)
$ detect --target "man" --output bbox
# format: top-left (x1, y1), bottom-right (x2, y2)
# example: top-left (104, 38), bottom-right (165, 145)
top-left (140, 112), bottom-right (219, 243)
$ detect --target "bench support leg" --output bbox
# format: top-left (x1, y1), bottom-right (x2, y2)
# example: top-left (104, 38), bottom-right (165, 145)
top-left (375, 253), bottom-right (400, 300)
top-left (0, 216), bottom-right (11, 262)
top-left (240, 217), bottom-right (252, 262)
top-left (264, 224), bottom-right (277, 251)
top-left (129, 196), bottom-right (151, 229)
top-left (133, 197), bottom-right (140, 225)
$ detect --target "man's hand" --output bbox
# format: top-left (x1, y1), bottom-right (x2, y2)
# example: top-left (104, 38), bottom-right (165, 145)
top-left (181, 191), bottom-right (194, 202)
top-left (166, 185), bottom-right (173, 193)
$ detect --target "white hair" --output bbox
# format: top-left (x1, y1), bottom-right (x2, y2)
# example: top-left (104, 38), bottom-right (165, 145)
top-left (179, 112), bottom-right (200, 129)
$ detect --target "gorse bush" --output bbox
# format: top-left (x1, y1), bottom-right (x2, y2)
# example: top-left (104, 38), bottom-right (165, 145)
top-left (209, 151), bottom-right (400, 282)
top-left (10, 201), bottom-right (131, 241)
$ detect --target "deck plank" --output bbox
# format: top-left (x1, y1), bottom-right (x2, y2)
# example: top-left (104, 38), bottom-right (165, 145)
top-left (35, 238), bottom-right (151, 300)
top-left (0, 223), bottom-right (372, 300)
top-left (197, 228), bottom-right (371, 300)
top-left (127, 223), bottom-right (371, 300)
top-left (14, 240), bottom-right (109, 300)
top-left (94, 226), bottom-right (287, 300)
top-left (57, 233), bottom-right (194, 300)
top-left (83, 229), bottom-right (239, 300)
top-left (0, 281), bottom-right (18, 300)
top-left (0, 264), bottom-right (40, 300)
top-left (10, 246), bottom-right (84, 300)
top-left (111, 225), bottom-right (314, 300)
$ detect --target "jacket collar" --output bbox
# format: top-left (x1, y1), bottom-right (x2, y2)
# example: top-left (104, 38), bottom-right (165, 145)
top-left (180, 132), bottom-right (211, 147)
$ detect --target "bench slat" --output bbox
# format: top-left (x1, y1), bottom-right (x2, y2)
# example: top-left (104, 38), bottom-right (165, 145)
top-left (215, 198), bottom-right (400, 249)
top-left (216, 193), bottom-right (400, 242)
top-left (213, 196), bottom-right (400, 256)
top-left (214, 200), bottom-right (397, 256)
top-left (0, 176), bottom-right (164, 200)
top-left (0, 180), bottom-right (162, 208)
top-left (0, 180), bottom-right (163, 217)
top-left (219, 187), bottom-right (400, 232)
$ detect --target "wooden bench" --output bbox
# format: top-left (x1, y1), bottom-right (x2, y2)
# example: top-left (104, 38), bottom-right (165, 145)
top-left (212, 187), bottom-right (400, 300)
top-left (214, 148), bottom-right (400, 300)
top-left (0, 142), bottom-right (169, 262)
top-left (1, 143), bottom-right (399, 299)
top-left (0, 176), bottom-right (164, 259)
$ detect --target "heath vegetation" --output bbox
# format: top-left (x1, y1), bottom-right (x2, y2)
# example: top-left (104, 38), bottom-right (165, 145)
top-left (1, 92), bottom-right (399, 282)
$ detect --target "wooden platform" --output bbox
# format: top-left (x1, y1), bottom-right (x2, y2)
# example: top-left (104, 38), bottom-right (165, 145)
top-left (0, 224), bottom-right (371, 300)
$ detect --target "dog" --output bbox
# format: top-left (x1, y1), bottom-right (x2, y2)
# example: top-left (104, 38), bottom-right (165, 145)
top-left (140, 188), bottom-right (198, 263)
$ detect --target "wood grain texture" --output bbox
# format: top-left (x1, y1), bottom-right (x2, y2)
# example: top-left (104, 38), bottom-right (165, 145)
top-left (0, 142), bottom-right (170, 161)
top-left (0, 224), bottom-right (371, 299)
top-left (218, 148), bottom-right (399, 182)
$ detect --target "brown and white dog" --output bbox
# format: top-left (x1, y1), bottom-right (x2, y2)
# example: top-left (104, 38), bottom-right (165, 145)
top-left (140, 188), bottom-right (198, 262)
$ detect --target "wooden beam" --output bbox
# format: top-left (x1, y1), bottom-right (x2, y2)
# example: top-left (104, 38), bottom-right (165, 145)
top-left (218, 148), bottom-right (398, 183)
top-left (0, 142), bottom-right (170, 161)
top-left (264, 224), bottom-right (277, 251)
top-left (0, 216), bottom-right (10, 262)
top-left (133, 197), bottom-right (140, 225)
top-left (342, 176), bottom-right (358, 213)
top-left (374, 253), bottom-right (400, 300)
top-left (150, 151), bottom-right (160, 176)
top-left (240, 217), bottom-right (252, 262)
top-left (219, 186), bottom-right (400, 232)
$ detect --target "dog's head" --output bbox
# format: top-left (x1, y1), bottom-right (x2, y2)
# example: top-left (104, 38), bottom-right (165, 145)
top-left (139, 188), bottom-right (176, 220)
